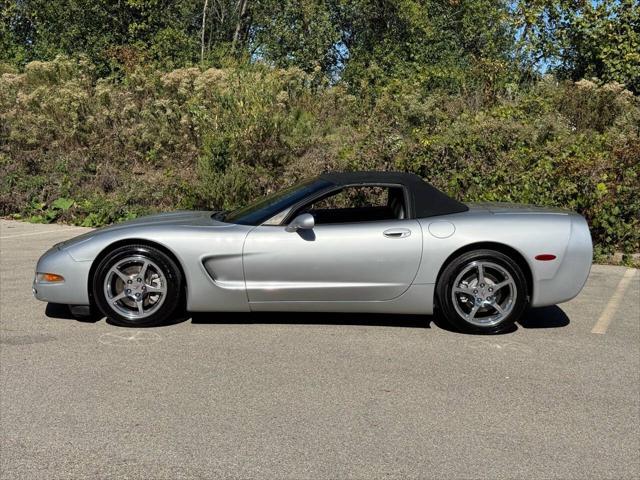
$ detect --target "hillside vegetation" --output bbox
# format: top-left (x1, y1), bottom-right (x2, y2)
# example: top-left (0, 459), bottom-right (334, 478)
top-left (1, 1), bottom-right (638, 260)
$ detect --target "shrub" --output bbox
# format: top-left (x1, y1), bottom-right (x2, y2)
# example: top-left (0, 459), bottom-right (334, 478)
top-left (0, 58), bottom-right (638, 261)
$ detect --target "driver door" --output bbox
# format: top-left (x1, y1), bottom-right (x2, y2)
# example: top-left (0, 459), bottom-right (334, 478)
top-left (242, 185), bottom-right (422, 303)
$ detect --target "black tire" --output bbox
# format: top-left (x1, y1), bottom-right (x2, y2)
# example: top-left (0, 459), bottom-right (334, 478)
top-left (436, 249), bottom-right (528, 334)
top-left (93, 244), bottom-right (183, 327)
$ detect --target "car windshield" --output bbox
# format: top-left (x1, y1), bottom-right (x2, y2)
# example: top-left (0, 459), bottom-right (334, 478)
top-left (221, 178), bottom-right (331, 226)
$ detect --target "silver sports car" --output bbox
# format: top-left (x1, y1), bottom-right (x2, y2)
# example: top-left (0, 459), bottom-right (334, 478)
top-left (33, 172), bottom-right (592, 333)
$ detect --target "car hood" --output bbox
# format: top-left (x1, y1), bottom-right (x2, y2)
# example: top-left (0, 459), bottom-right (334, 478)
top-left (465, 202), bottom-right (573, 215)
top-left (56, 211), bottom-right (226, 250)
top-left (107, 210), bottom-right (220, 228)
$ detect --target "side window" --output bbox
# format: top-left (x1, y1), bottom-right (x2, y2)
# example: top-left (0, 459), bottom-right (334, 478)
top-left (295, 185), bottom-right (407, 224)
top-left (312, 186), bottom-right (388, 210)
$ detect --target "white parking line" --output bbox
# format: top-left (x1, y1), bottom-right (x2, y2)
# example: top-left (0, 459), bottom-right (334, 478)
top-left (0, 227), bottom-right (86, 240)
top-left (591, 268), bottom-right (638, 334)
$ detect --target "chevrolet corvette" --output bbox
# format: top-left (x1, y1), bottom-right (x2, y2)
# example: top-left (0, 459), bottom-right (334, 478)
top-left (33, 172), bottom-right (592, 333)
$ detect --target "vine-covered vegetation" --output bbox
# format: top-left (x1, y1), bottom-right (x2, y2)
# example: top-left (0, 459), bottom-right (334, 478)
top-left (1, 1), bottom-right (638, 260)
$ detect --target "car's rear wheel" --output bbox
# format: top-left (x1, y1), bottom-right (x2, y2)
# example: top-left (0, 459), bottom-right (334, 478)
top-left (436, 249), bottom-right (528, 334)
top-left (93, 244), bottom-right (182, 327)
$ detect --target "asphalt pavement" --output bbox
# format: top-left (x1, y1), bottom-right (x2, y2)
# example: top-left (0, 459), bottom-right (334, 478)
top-left (1, 219), bottom-right (639, 479)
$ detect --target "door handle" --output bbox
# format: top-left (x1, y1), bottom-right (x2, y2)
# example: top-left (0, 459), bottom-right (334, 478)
top-left (383, 228), bottom-right (411, 238)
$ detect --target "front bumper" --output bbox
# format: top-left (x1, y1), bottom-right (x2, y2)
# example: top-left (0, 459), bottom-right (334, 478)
top-left (33, 246), bottom-right (92, 305)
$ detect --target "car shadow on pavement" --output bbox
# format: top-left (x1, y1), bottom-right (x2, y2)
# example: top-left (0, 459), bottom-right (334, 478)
top-left (190, 311), bottom-right (433, 329)
top-left (518, 305), bottom-right (570, 329)
top-left (190, 305), bottom-right (570, 333)
top-left (45, 303), bottom-right (101, 323)
top-left (45, 302), bottom-right (570, 333)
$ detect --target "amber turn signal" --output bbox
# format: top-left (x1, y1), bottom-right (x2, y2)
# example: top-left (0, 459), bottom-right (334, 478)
top-left (38, 272), bottom-right (65, 283)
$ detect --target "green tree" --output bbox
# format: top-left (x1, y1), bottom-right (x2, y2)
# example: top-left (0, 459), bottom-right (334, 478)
top-left (514, 0), bottom-right (640, 92)
top-left (0, 0), bottom-right (31, 65)
top-left (1, 0), bottom-right (202, 72)
top-left (331, 0), bottom-right (517, 94)
top-left (249, 0), bottom-right (341, 74)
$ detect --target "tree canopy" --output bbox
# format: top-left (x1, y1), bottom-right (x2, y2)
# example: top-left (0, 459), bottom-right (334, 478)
top-left (1, 1), bottom-right (639, 259)
top-left (2, 0), bottom-right (638, 91)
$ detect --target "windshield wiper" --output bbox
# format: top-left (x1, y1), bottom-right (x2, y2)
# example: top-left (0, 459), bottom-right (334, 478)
top-left (212, 210), bottom-right (229, 221)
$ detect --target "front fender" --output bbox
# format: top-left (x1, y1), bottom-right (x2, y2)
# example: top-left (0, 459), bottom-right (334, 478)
top-left (33, 246), bottom-right (92, 305)
top-left (62, 224), bottom-right (252, 312)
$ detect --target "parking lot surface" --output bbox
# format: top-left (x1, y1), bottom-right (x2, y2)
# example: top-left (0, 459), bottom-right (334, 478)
top-left (1, 219), bottom-right (639, 479)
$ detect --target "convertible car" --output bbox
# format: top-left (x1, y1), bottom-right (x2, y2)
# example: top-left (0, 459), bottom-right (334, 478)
top-left (33, 172), bottom-right (592, 333)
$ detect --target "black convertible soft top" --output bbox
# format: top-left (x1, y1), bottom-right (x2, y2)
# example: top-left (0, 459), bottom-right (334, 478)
top-left (318, 171), bottom-right (468, 218)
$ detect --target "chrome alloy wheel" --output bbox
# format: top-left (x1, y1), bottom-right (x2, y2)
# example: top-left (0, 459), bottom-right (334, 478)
top-left (451, 260), bottom-right (516, 327)
top-left (103, 256), bottom-right (168, 320)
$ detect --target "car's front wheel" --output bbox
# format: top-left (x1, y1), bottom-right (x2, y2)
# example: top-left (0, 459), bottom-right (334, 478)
top-left (93, 244), bottom-right (182, 327)
top-left (436, 249), bottom-right (528, 334)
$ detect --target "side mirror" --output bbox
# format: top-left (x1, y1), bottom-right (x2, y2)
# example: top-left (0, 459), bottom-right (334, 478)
top-left (286, 213), bottom-right (315, 232)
